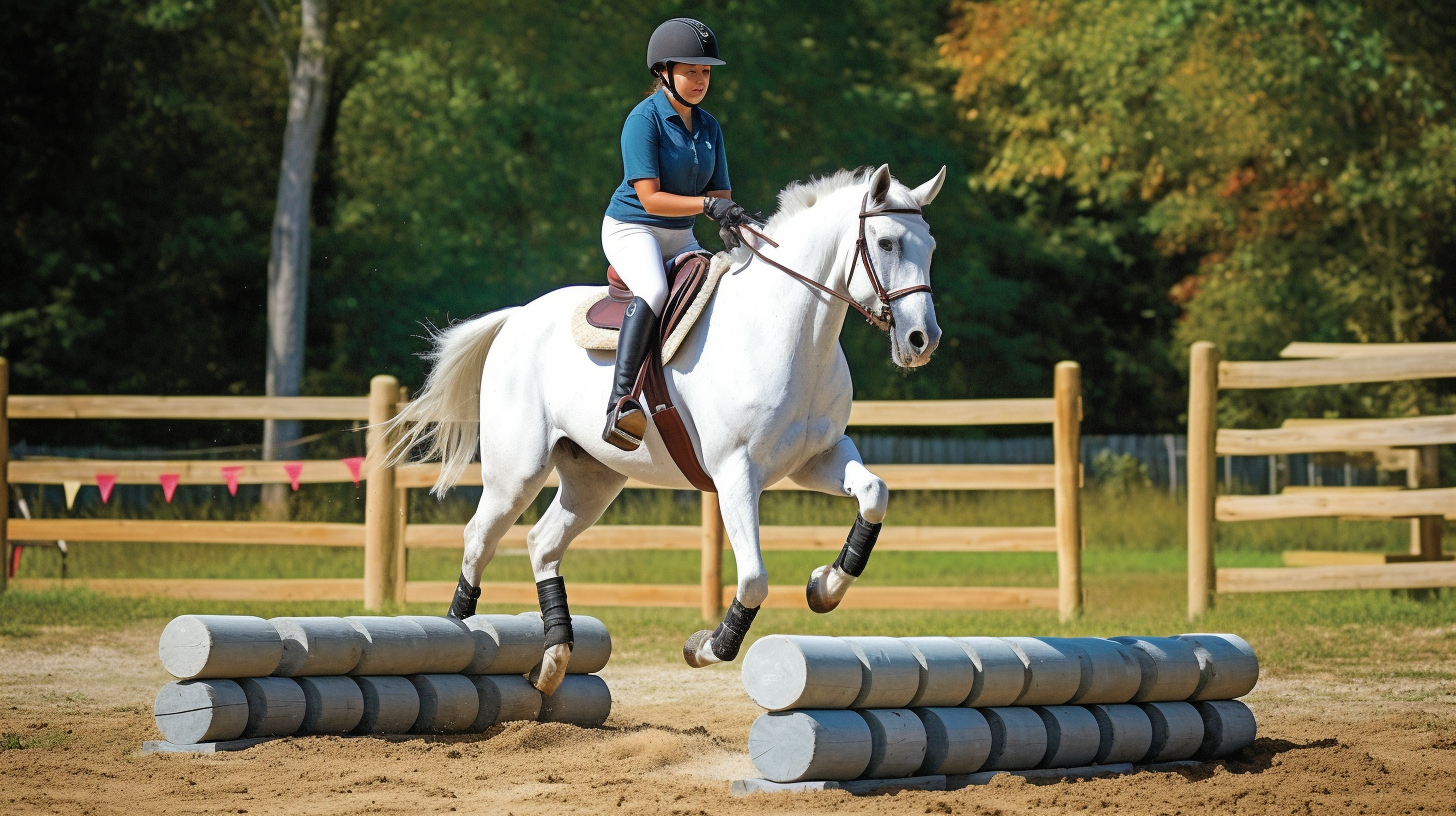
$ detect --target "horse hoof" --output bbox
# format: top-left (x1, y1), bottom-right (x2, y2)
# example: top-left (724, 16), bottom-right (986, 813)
top-left (805, 565), bottom-right (842, 614)
top-left (529, 643), bottom-right (571, 696)
top-left (683, 629), bottom-right (721, 668)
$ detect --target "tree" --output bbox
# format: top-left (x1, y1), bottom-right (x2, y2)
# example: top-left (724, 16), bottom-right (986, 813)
top-left (259, 0), bottom-right (330, 468)
top-left (942, 0), bottom-right (1456, 427)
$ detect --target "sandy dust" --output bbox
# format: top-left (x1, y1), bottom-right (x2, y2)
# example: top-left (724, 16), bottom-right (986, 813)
top-left (0, 623), bottom-right (1453, 816)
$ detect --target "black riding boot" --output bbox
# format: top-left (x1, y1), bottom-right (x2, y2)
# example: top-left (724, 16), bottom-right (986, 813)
top-left (602, 297), bottom-right (659, 451)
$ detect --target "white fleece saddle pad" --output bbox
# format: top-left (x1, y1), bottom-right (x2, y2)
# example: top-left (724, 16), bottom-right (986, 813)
top-left (570, 251), bottom-right (733, 364)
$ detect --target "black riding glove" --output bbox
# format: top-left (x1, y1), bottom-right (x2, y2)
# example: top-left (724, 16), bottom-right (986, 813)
top-left (702, 196), bottom-right (765, 251)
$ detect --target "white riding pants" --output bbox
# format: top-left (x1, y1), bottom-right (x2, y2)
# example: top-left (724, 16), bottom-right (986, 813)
top-left (600, 215), bottom-right (704, 316)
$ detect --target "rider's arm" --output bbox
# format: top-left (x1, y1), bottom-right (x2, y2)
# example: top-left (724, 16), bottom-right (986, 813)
top-left (633, 179), bottom-right (730, 216)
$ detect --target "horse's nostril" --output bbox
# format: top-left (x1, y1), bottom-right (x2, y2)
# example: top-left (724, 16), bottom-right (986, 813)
top-left (909, 330), bottom-right (926, 352)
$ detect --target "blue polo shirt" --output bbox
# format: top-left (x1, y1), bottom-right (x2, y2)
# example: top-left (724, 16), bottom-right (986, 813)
top-left (605, 90), bottom-right (731, 230)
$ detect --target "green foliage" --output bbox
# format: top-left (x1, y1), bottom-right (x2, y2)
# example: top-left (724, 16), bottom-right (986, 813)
top-left (943, 0), bottom-right (1456, 427)
top-left (1091, 450), bottom-right (1153, 496)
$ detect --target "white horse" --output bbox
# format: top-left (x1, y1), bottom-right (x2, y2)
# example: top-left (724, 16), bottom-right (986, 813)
top-left (380, 164), bottom-right (945, 694)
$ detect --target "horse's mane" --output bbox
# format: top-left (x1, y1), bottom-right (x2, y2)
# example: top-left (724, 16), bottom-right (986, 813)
top-left (764, 167), bottom-right (876, 233)
top-left (764, 166), bottom-right (921, 235)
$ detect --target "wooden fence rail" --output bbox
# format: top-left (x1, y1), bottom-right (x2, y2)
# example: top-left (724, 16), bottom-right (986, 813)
top-left (2, 357), bottom-right (1084, 620)
top-left (1187, 341), bottom-right (1455, 619)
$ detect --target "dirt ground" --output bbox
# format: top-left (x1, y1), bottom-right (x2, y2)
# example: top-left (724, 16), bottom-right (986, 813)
top-left (0, 624), bottom-right (1453, 816)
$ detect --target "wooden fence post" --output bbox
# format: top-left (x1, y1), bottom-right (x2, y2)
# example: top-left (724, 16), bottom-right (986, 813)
top-left (701, 492), bottom-right (724, 621)
top-left (1413, 445), bottom-right (1444, 560)
top-left (1187, 341), bottom-right (1220, 620)
top-left (393, 385), bottom-right (410, 606)
top-left (364, 375), bottom-right (400, 611)
top-left (0, 357), bottom-right (8, 594)
top-left (1053, 361), bottom-right (1083, 622)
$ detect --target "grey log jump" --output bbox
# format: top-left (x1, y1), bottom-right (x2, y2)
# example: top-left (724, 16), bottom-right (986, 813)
top-left (537, 675), bottom-right (612, 727)
top-left (158, 616), bottom-right (283, 680)
top-left (1180, 633), bottom-right (1260, 700)
top-left (148, 613), bottom-right (614, 750)
top-left (1086, 703), bottom-right (1152, 764)
top-left (953, 637), bottom-right (1026, 706)
top-left (901, 638), bottom-right (976, 707)
top-left (239, 677), bottom-right (306, 738)
top-left (845, 637), bottom-right (921, 709)
top-left (1109, 636), bottom-right (1202, 702)
top-left (1033, 705), bottom-right (1101, 769)
top-left (354, 675), bottom-right (420, 735)
top-left (154, 679), bottom-right (249, 744)
top-left (858, 709), bottom-right (927, 779)
top-left (912, 707), bottom-right (991, 775)
top-left (270, 617), bottom-right (364, 677)
top-left (739, 631), bottom-right (1260, 787)
top-left (409, 674), bottom-right (480, 733)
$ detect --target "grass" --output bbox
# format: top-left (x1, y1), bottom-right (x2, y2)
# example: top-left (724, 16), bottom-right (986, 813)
top-left (0, 728), bottom-right (74, 751)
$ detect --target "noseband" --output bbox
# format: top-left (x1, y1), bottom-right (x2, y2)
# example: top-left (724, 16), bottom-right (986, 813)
top-left (736, 191), bottom-right (932, 331)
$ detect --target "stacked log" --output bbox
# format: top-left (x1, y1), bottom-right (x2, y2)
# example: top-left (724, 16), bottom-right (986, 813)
top-left (150, 612), bottom-right (613, 749)
top-left (741, 632), bottom-right (1258, 785)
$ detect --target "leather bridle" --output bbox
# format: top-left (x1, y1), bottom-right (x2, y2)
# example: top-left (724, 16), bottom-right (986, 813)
top-left (734, 191), bottom-right (933, 331)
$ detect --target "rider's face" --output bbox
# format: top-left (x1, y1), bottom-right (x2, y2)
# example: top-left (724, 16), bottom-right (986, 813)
top-left (667, 64), bottom-right (711, 105)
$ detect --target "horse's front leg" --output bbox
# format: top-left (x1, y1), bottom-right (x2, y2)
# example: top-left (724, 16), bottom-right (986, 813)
top-left (792, 436), bottom-right (888, 613)
top-left (683, 466), bottom-right (767, 668)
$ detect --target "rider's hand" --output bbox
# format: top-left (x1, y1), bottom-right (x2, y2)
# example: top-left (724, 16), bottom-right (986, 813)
top-left (703, 197), bottom-right (766, 251)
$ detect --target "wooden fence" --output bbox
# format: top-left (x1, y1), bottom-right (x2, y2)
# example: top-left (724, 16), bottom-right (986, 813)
top-left (1186, 342), bottom-right (1456, 619)
top-left (2, 357), bottom-right (1085, 621)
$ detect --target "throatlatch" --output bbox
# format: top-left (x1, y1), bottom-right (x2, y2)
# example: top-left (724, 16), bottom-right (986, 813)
top-left (710, 598), bottom-right (759, 662)
top-left (833, 514), bottom-right (882, 577)
top-left (447, 572), bottom-right (481, 620)
top-left (536, 576), bottom-right (575, 650)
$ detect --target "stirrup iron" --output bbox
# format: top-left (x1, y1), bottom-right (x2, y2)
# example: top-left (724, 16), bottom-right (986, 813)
top-left (603, 397), bottom-right (647, 451)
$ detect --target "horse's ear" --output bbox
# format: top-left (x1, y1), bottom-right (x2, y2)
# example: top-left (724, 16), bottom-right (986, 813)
top-left (911, 166), bottom-right (947, 208)
top-left (868, 164), bottom-right (892, 206)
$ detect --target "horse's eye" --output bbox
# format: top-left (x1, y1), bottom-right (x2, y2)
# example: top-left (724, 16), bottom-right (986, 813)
top-left (878, 238), bottom-right (894, 253)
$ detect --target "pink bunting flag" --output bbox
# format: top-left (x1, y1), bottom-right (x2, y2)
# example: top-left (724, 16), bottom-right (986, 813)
top-left (341, 456), bottom-right (365, 485)
top-left (159, 473), bottom-right (180, 503)
top-left (96, 474), bottom-right (116, 504)
top-left (283, 462), bottom-right (303, 491)
top-left (220, 466), bottom-right (244, 496)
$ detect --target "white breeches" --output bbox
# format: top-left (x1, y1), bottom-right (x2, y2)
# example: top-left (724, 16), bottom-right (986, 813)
top-left (600, 215), bottom-right (704, 316)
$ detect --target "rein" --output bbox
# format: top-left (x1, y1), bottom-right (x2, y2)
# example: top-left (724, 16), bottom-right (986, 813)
top-left (734, 192), bottom-right (931, 331)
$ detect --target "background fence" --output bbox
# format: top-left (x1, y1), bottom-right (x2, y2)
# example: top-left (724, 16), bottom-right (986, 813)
top-left (1, 358), bottom-right (1087, 620)
top-left (1186, 341), bottom-right (1456, 619)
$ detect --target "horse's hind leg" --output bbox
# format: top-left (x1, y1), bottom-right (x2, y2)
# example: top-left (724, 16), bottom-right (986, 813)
top-left (524, 440), bottom-right (627, 695)
top-left (789, 436), bottom-right (888, 613)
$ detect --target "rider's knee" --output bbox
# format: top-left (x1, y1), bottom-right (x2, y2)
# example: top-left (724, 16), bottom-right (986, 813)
top-left (738, 570), bottom-right (769, 609)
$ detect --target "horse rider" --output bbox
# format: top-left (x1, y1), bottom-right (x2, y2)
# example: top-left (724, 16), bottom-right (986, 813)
top-left (600, 17), bottom-right (763, 451)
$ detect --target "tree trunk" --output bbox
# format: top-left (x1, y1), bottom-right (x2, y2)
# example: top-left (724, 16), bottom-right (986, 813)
top-left (262, 0), bottom-right (330, 516)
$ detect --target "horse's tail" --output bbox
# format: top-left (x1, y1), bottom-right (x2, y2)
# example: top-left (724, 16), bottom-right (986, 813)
top-left (373, 308), bottom-right (518, 496)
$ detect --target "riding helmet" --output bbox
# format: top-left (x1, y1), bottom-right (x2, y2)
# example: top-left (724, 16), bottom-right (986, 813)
top-left (646, 18), bottom-right (725, 74)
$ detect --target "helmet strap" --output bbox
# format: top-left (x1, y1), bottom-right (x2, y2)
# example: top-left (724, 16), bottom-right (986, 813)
top-left (658, 64), bottom-right (699, 110)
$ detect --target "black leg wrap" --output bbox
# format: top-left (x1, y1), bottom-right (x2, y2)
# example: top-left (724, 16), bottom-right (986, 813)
top-left (831, 514), bottom-right (882, 578)
top-left (536, 576), bottom-right (574, 650)
top-left (447, 572), bottom-right (481, 620)
top-left (710, 598), bottom-right (759, 662)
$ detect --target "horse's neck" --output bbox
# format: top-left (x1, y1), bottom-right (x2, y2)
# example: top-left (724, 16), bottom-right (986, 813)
top-left (721, 204), bottom-right (856, 366)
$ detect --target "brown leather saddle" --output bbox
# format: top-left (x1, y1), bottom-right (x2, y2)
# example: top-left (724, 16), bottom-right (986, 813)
top-left (592, 252), bottom-right (718, 493)
top-left (586, 252), bottom-right (713, 334)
